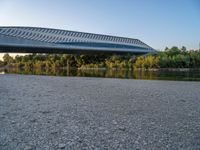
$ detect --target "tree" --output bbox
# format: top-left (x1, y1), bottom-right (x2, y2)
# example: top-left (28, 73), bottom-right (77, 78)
top-left (3, 53), bottom-right (14, 65)
top-left (181, 46), bottom-right (187, 53)
top-left (0, 60), bottom-right (4, 67)
top-left (165, 47), bottom-right (169, 51)
top-left (165, 46), bottom-right (181, 56)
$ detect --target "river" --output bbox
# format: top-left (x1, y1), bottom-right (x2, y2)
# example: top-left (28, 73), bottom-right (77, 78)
top-left (1, 68), bottom-right (200, 81)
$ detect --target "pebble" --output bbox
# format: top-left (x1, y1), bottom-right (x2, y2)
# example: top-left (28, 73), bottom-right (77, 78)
top-left (11, 120), bottom-right (15, 124)
top-left (112, 120), bottom-right (118, 125)
top-left (104, 130), bottom-right (109, 134)
top-left (58, 143), bottom-right (66, 149)
top-left (118, 126), bottom-right (126, 131)
top-left (24, 145), bottom-right (32, 150)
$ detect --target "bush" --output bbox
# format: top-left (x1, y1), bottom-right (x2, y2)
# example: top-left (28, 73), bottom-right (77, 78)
top-left (0, 60), bottom-right (4, 67)
top-left (134, 55), bottom-right (159, 69)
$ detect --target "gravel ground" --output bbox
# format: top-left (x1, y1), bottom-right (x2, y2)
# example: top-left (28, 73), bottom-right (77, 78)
top-left (0, 74), bottom-right (200, 150)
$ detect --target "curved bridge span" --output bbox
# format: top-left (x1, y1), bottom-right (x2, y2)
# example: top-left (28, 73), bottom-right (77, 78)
top-left (0, 27), bottom-right (156, 54)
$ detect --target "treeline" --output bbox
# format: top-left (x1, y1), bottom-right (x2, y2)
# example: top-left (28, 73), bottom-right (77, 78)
top-left (1, 46), bottom-right (200, 70)
top-left (2, 53), bottom-right (135, 69)
top-left (134, 47), bottom-right (200, 69)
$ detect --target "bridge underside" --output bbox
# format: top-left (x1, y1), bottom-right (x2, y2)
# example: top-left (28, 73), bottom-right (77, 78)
top-left (0, 27), bottom-right (156, 55)
top-left (0, 45), bottom-right (151, 55)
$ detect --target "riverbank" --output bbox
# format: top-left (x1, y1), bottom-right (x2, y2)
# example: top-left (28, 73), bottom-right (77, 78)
top-left (79, 67), bottom-right (200, 72)
top-left (1, 65), bottom-right (200, 71)
top-left (1, 67), bottom-right (200, 81)
top-left (2, 47), bottom-right (200, 71)
top-left (0, 75), bottom-right (200, 149)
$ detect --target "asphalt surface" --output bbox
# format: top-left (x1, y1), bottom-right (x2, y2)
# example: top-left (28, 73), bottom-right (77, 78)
top-left (0, 75), bottom-right (200, 150)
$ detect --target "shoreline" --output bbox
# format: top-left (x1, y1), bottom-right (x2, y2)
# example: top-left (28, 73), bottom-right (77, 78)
top-left (1, 75), bottom-right (200, 149)
top-left (1, 66), bottom-right (200, 72)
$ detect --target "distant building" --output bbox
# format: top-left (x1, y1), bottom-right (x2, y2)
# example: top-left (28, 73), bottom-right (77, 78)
top-left (0, 27), bottom-right (156, 54)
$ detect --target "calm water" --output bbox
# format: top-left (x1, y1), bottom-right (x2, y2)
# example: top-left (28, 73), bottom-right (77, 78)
top-left (1, 68), bottom-right (200, 81)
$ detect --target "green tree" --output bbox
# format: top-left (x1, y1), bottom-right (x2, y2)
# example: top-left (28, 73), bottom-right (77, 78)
top-left (181, 46), bottom-right (187, 52)
top-left (165, 46), bottom-right (181, 56)
top-left (3, 53), bottom-right (14, 65)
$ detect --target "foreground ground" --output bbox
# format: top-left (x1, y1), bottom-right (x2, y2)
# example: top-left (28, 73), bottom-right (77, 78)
top-left (0, 75), bottom-right (200, 150)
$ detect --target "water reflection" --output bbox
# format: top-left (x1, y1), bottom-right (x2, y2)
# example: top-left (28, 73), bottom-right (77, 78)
top-left (1, 68), bottom-right (200, 81)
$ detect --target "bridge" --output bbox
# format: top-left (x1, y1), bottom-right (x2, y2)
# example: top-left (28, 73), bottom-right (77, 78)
top-left (0, 27), bottom-right (156, 54)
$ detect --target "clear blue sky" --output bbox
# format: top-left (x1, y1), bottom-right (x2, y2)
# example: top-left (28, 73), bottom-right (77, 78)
top-left (0, 0), bottom-right (200, 50)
